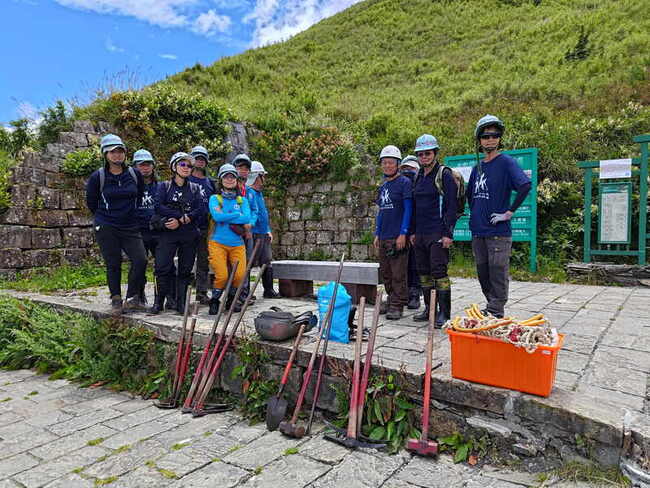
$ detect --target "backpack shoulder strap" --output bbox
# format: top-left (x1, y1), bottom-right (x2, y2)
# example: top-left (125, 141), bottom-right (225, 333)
top-left (98, 168), bottom-right (105, 193)
top-left (236, 196), bottom-right (243, 204)
top-left (434, 164), bottom-right (448, 196)
top-left (127, 166), bottom-right (137, 186)
top-left (215, 194), bottom-right (223, 207)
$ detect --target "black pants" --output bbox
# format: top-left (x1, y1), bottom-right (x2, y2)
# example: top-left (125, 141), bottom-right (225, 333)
top-left (414, 233), bottom-right (449, 287)
top-left (472, 236), bottom-right (512, 316)
top-left (95, 224), bottom-right (147, 299)
top-left (253, 233), bottom-right (274, 292)
top-left (240, 236), bottom-right (254, 298)
top-left (195, 228), bottom-right (209, 296)
top-left (407, 245), bottom-right (421, 289)
top-left (154, 230), bottom-right (198, 299)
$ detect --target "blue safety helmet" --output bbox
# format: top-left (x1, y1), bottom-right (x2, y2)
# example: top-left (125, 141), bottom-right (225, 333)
top-left (132, 149), bottom-right (155, 166)
top-left (190, 145), bottom-right (209, 163)
top-left (100, 134), bottom-right (126, 154)
top-left (475, 114), bottom-right (505, 138)
top-left (415, 134), bottom-right (439, 153)
top-left (231, 153), bottom-right (252, 168)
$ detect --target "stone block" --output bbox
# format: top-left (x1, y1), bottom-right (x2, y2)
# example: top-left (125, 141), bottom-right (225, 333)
top-left (286, 209), bottom-right (300, 221)
top-left (0, 248), bottom-right (25, 268)
top-left (314, 183), bottom-right (332, 192)
top-left (36, 210), bottom-right (69, 227)
top-left (12, 166), bottom-right (46, 186)
top-left (62, 227), bottom-right (94, 247)
top-left (305, 231), bottom-right (317, 244)
top-left (31, 228), bottom-right (62, 248)
top-left (45, 171), bottom-right (66, 188)
top-left (280, 233), bottom-right (294, 246)
top-left (350, 244), bottom-right (369, 260)
top-left (97, 121), bottom-right (114, 133)
top-left (285, 245), bottom-right (302, 258)
top-left (289, 221), bottom-right (303, 232)
top-left (321, 219), bottom-right (338, 231)
top-left (59, 131), bottom-right (89, 147)
top-left (332, 182), bottom-right (347, 192)
top-left (316, 231), bottom-right (331, 245)
top-left (73, 120), bottom-right (96, 133)
top-left (352, 202), bottom-right (367, 218)
top-left (0, 225), bottom-right (31, 249)
top-left (46, 142), bottom-right (74, 159)
top-left (38, 187), bottom-right (60, 209)
top-left (312, 193), bottom-right (326, 205)
top-left (0, 208), bottom-right (35, 225)
top-left (334, 206), bottom-right (352, 219)
top-left (293, 231), bottom-right (305, 244)
top-left (304, 220), bottom-right (322, 231)
top-left (321, 206), bottom-right (335, 219)
top-left (335, 230), bottom-right (351, 244)
top-left (87, 133), bottom-right (100, 145)
top-left (67, 210), bottom-right (92, 226)
top-left (22, 152), bottom-right (54, 171)
top-left (11, 184), bottom-right (37, 207)
top-left (61, 190), bottom-right (82, 209)
top-left (339, 218), bottom-right (355, 231)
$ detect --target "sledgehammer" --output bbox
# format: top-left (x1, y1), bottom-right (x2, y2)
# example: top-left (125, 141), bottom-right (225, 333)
top-left (406, 289), bottom-right (439, 457)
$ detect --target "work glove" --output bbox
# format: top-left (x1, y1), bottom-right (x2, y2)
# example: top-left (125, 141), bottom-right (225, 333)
top-left (490, 212), bottom-right (512, 225)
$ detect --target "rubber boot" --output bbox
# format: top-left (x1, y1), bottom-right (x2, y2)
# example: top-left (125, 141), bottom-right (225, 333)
top-left (139, 285), bottom-right (148, 306)
top-left (149, 278), bottom-right (166, 315)
top-left (226, 290), bottom-right (242, 313)
top-left (379, 299), bottom-right (389, 315)
top-left (262, 266), bottom-right (280, 298)
top-left (165, 274), bottom-right (177, 311)
top-left (407, 287), bottom-right (420, 310)
top-left (176, 281), bottom-right (189, 315)
top-left (413, 286), bottom-right (432, 322)
top-left (435, 289), bottom-right (451, 328)
top-left (208, 289), bottom-right (222, 316)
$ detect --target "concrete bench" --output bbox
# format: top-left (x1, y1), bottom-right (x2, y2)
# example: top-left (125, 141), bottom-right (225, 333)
top-left (272, 260), bottom-right (380, 304)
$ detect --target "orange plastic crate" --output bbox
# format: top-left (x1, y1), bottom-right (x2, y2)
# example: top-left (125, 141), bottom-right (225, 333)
top-left (446, 329), bottom-right (565, 397)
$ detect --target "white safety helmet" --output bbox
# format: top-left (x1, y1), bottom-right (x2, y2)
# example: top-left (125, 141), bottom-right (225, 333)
top-left (400, 155), bottom-right (420, 172)
top-left (379, 145), bottom-right (402, 162)
top-left (247, 161), bottom-right (268, 186)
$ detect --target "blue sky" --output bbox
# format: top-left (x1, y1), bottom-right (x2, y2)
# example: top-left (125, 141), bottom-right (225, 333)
top-left (1, 0), bottom-right (361, 126)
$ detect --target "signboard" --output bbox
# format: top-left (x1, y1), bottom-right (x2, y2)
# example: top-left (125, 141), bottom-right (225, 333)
top-left (444, 148), bottom-right (538, 272)
top-left (598, 182), bottom-right (631, 244)
top-left (599, 158), bottom-right (632, 179)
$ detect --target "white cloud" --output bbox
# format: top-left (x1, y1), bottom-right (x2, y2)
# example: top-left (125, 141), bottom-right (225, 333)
top-left (192, 9), bottom-right (231, 36)
top-left (245, 0), bottom-right (361, 47)
top-left (159, 53), bottom-right (178, 60)
top-left (54, 0), bottom-right (195, 27)
top-left (105, 37), bottom-right (125, 53)
top-left (16, 101), bottom-right (43, 128)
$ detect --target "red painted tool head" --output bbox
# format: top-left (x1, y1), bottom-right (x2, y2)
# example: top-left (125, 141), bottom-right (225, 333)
top-left (279, 421), bottom-right (306, 439)
top-left (406, 438), bottom-right (438, 457)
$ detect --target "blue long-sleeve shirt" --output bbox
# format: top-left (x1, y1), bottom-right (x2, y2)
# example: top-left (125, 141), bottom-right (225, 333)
top-left (412, 164), bottom-right (458, 238)
top-left (154, 179), bottom-right (204, 237)
top-left (247, 187), bottom-right (270, 234)
top-left (209, 193), bottom-right (251, 247)
top-left (245, 186), bottom-right (260, 228)
top-left (86, 166), bottom-right (144, 228)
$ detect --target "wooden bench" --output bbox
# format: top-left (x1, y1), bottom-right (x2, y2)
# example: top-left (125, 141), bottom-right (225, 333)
top-left (271, 260), bottom-right (380, 304)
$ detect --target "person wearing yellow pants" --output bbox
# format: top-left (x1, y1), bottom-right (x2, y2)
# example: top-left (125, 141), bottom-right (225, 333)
top-left (207, 163), bottom-right (251, 314)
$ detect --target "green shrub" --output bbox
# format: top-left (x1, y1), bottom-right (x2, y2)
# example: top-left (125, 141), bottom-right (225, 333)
top-left (61, 146), bottom-right (103, 177)
top-left (0, 119), bottom-right (34, 157)
top-left (37, 100), bottom-right (73, 148)
top-left (0, 151), bottom-right (17, 211)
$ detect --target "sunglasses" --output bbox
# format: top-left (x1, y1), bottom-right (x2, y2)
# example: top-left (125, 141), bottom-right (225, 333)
top-left (177, 161), bottom-right (194, 168)
top-left (416, 151), bottom-right (435, 157)
top-left (480, 133), bottom-right (502, 140)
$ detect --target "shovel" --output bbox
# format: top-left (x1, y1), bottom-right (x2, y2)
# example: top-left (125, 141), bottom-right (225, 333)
top-left (266, 323), bottom-right (307, 431)
top-left (406, 289), bottom-right (439, 457)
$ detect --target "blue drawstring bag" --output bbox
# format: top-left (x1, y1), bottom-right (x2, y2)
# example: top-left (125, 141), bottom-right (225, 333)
top-left (317, 281), bottom-right (351, 344)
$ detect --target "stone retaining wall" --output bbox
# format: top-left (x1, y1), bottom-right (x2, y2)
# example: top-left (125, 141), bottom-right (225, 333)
top-left (0, 120), bottom-right (106, 275)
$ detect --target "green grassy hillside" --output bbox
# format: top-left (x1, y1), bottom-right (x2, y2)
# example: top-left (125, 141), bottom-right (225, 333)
top-left (166, 0), bottom-right (650, 180)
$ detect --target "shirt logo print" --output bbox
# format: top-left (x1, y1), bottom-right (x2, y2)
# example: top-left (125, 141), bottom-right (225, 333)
top-left (475, 173), bottom-right (488, 194)
top-left (379, 187), bottom-right (392, 206)
top-left (141, 190), bottom-right (154, 208)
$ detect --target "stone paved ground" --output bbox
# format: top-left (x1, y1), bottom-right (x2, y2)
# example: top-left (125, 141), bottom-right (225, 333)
top-left (0, 370), bottom-right (616, 487)
top-left (8, 277), bottom-right (649, 417)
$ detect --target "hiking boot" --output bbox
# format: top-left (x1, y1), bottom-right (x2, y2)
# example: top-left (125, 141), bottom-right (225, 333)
top-left (263, 290), bottom-right (280, 299)
top-left (110, 295), bottom-right (123, 316)
top-left (379, 299), bottom-right (389, 315)
top-left (386, 307), bottom-right (403, 320)
top-left (123, 295), bottom-right (146, 313)
top-left (196, 293), bottom-right (210, 306)
top-left (407, 287), bottom-right (420, 310)
top-left (165, 296), bottom-right (177, 311)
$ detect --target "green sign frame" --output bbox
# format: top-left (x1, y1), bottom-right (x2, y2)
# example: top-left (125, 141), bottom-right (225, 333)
top-left (597, 182), bottom-right (632, 245)
top-left (444, 148), bottom-right (538, 272)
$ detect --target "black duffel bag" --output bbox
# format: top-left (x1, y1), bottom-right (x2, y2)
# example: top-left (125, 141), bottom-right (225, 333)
top-left (254, 307), bottom-right (317, 342)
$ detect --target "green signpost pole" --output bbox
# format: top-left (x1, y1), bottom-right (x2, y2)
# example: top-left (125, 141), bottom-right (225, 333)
top-left (633, 135), bottom-right (649, 265)
top-left (583, 167), bottom-right (592, 263)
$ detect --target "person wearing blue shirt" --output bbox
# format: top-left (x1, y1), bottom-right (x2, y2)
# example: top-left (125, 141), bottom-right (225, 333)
top-left (373, 145), bottom-right (412, 320)
top-left (189, 145), bottom-right (216, 306)
top-left (85, 134), bottom-right (147, 315)
top-left (149, 152), bottom-right (204, 315)
top-left (467, 115), bottom-right (531, 318)
top-left (207, 164), bottom-right (251, 315)
top-left (410, 134), bottom-right (459, 327)
top-left (247, 161), bottom-right (279, 299)
top-left (132, 149), bottom-right (160, 306)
